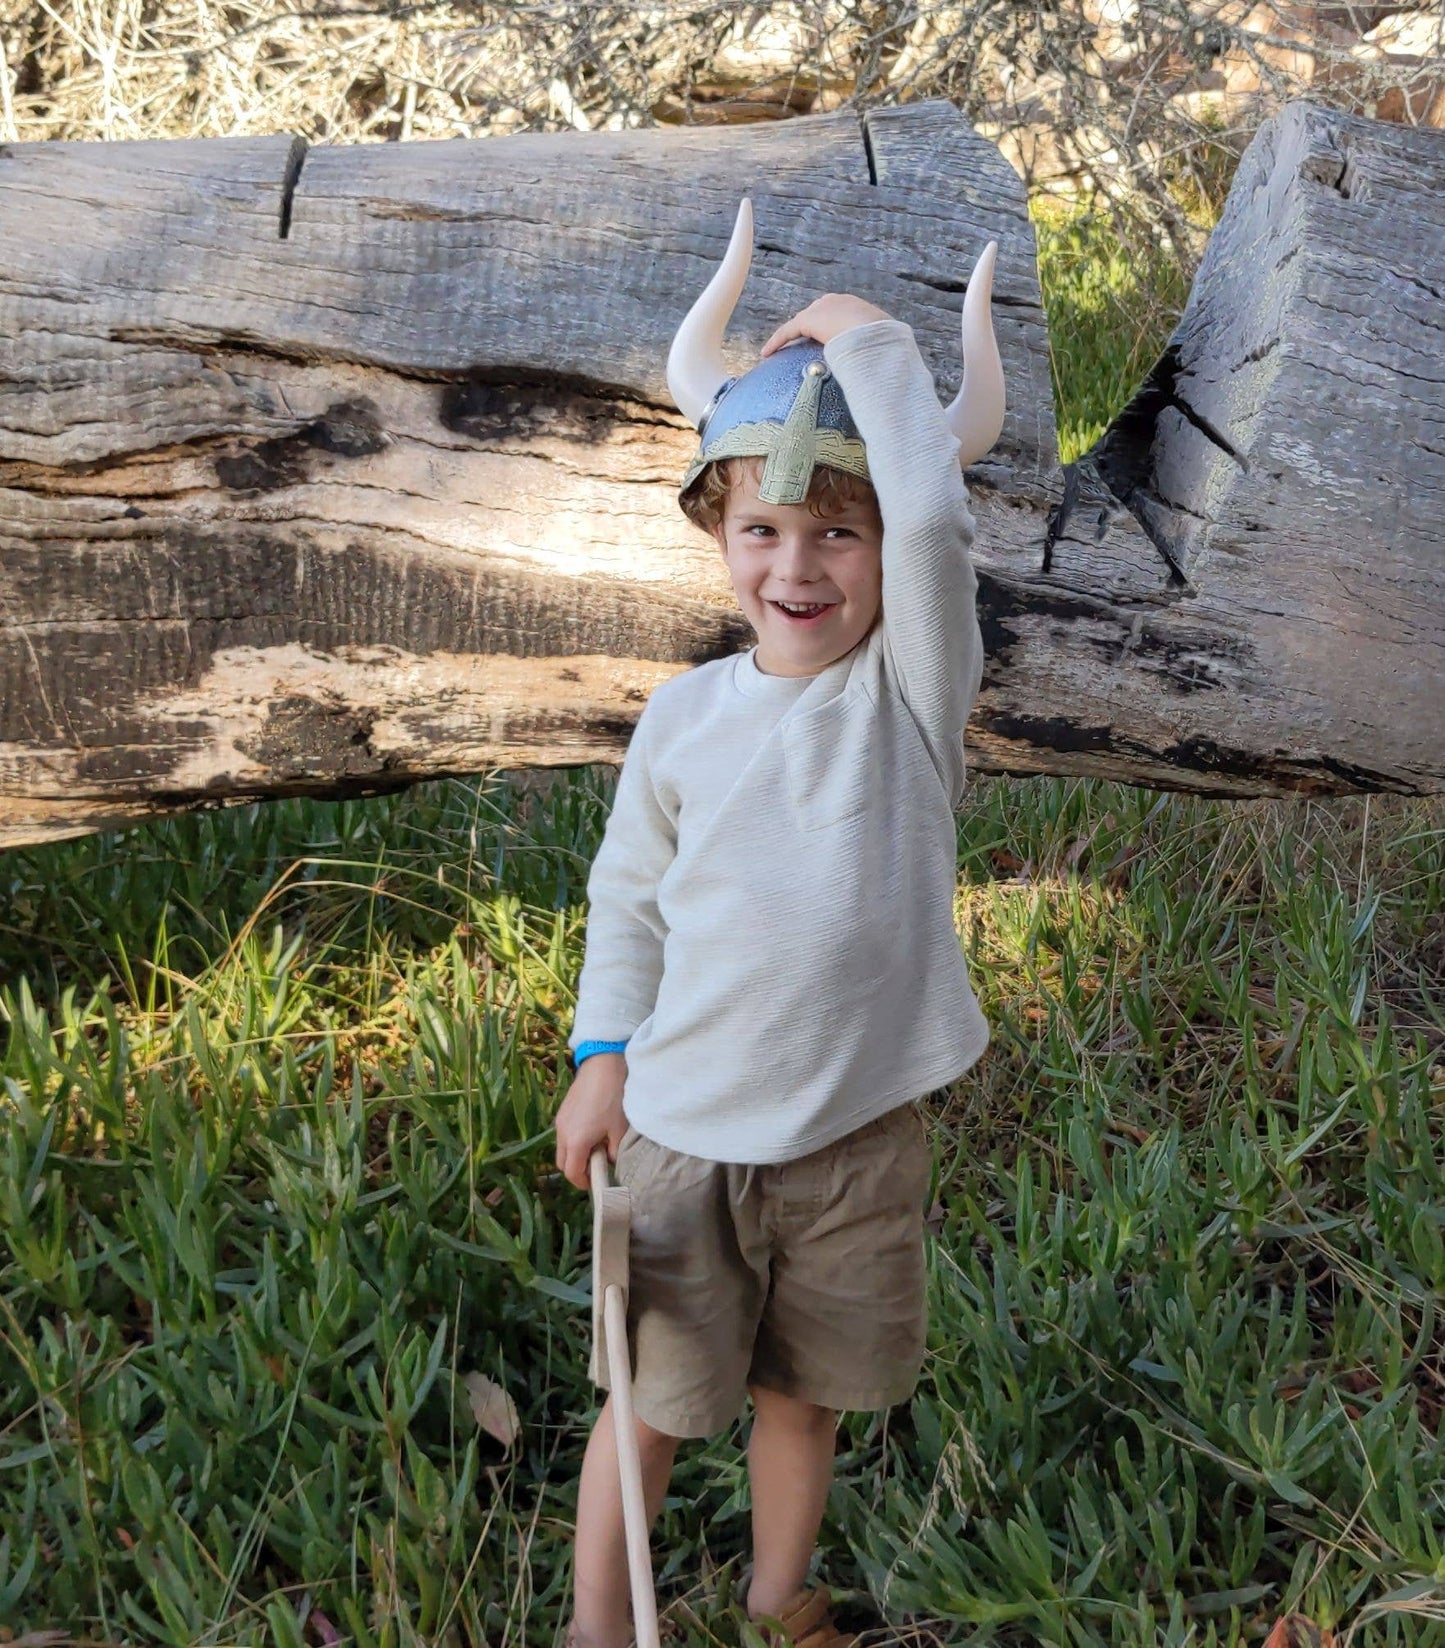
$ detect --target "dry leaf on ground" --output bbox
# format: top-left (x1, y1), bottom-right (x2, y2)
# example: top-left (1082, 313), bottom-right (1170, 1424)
top-left (464, 1370), bottom-right (520, 1447)
top-left (1263, 1615), bottom-right (1336, 1648)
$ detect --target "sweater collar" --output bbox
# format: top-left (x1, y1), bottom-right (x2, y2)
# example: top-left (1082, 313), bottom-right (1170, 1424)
top-left (731, 647), bottom-right (817, 701)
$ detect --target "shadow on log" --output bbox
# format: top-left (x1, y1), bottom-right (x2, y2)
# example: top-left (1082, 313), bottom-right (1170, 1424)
top-left (0, 100), bottom-right (1441, 845)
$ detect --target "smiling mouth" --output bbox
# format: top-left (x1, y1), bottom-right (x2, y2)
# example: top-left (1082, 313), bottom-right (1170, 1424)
top-left (769, 600), bottom-right (835, 624)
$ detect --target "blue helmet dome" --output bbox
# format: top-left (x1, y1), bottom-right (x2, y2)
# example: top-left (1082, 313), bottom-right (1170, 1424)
top-left (679, 338), bottom-right (870, 505)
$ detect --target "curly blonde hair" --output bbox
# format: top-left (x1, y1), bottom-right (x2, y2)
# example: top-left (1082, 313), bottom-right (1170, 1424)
top-left (680, 455), bottom-right (878, 534)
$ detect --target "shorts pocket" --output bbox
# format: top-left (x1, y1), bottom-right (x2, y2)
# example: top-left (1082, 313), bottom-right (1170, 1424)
top-left (615, 1124), bottom-right (650, 1188)
top-left (870, 1103), bottom-right (931, 1204)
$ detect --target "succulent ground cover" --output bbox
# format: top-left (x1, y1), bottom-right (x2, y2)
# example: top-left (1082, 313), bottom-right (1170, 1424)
top-left (2, 767), bottom-right (1441, 1644)
top-left (1, 207), bottom-right (1442, 1644)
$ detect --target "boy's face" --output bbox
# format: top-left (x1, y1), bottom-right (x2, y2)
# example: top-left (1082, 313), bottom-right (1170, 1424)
top-left (712, 466), bottom-right (884, 678)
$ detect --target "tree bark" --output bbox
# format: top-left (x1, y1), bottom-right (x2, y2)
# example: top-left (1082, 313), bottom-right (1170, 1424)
top-left (0, 99), bottom-right (1440, 846)
top-left (1082, 101), bottom-right (1445, 798)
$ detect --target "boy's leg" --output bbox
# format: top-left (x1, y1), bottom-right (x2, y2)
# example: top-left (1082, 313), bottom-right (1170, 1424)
top-left (571, 1395), bottom-right (680, 1648)
top-left (743, 1384), bottom-right (837, 1618)
top-left (740, 1103), bottom-right (932, 1626)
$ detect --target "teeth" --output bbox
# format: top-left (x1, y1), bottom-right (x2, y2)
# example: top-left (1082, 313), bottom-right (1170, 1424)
top-left (777, 601), bottom-right (827, 614)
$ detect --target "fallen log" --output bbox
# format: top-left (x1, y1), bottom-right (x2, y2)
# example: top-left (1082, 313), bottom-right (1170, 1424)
top-left (1082, 100), bottom-right (1445, 800)
top-left (0, 100), bottom-right (1440, 846)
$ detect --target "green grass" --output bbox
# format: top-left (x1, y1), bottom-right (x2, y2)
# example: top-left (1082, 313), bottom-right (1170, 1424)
top-left (1033, 201), bottom-right (1196, 463)
top-left (2, 776), bottom-right (1442, 1644)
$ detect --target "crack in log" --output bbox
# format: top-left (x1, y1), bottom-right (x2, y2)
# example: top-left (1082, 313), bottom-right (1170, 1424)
top-left (278, 136), bottom-right (308, 240)
top-left (894, 270), bottom-right (1036, 309)
top-left (860, 112), bottom-right (878, 186)
top-left (101, 326), bottom-right (700, 423)
top-left (1041, 455), bottom-right (1139, 575)
top-left (1099, 343), bottom-right (1248, 477)
top-left (1240, 335), bottom-right (1282, 366)
top-left (1081, 340), bottom-right (1260, 584)
top-left (1386, 265), bottom-right (1445, 305)
top-left (1299, 147), bottom-right (1351, 197)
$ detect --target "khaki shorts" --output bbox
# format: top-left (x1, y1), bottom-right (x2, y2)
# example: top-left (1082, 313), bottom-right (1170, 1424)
top-left (596, 1102), bottom-right (932, 1439)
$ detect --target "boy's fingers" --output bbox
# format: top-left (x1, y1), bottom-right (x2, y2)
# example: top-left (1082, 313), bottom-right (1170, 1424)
top-left (761, 316), bottom-right (807, 356)
top-left (556, 1136), bottom-right (585, 1190)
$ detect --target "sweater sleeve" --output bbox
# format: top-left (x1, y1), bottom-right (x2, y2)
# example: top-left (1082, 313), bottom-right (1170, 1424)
top-left (568, 701), bottom-right (677, 1051)
top-left (824, 318), bottom-right (985, 804)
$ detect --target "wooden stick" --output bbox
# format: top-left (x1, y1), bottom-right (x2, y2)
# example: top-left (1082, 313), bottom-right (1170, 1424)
top-left (590, 1146), bottom-right (660, 1648)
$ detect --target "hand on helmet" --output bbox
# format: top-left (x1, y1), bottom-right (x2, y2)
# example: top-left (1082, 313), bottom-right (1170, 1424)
top-left (761, 294), bottom-right (892, 357)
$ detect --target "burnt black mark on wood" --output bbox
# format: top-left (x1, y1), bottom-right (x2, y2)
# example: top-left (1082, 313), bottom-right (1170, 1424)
top-left (975, 569), bottom-right (1245, 696)
top-left (1154, 732), bottom-right (1280, 783)
top-left (589, 713), bottom-right (640, 742)
top-left (976, 716), bottom-right (1410, 798)
top-left (76, 730), bottom-right (215, 787)
top-left (278, 135), bottom-right (308, 240)
top-left (212, 436), bottom-right (303, 491)
top-left (149, 771), bottom-right (417, 812)
top-left (684, 616), bottom-right (752, 665)
top-left (974, 569), bottom-right (1121, 668)
top-left (214, 398), bottom-right (387, 491)
top-left (1158, 736), bottom-right (1407, 794)
top-left (0, 525), bottom-right (745, 753)
top-left (438, 373), bottom-right (664, 446)
top-left (1088, 624), bottom-right (1246, 696)
top-left (977, 710), bottom-right (1117, 756)
top-left (307, 398), bottom-right (389, 458)
top-left (241, 695), bottom-right (386, 779)
top-left (1312, 754), bottom-right (1405, 793)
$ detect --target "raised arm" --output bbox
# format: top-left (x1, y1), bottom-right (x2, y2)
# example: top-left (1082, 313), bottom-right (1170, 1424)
top-left (826, 318), bottom-right (984, 802)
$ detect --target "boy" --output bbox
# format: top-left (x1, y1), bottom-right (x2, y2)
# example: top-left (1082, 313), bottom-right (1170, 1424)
top-left (554, 205), bottom-right (1003, 1648)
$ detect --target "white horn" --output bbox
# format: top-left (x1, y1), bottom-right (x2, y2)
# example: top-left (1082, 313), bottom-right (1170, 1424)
top-left (944, 240), bottom-right (1006, 465)
top-left (666, 198), bottom-right (754, 429)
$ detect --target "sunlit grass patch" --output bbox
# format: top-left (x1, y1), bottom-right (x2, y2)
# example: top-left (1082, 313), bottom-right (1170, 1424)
top-left (2, 769), bottom-right (1442, 1642)
top-left (1033, 200), bottom-right (1197, 463)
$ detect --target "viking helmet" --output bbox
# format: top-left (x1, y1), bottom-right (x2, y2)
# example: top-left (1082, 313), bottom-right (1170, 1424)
top-left (667, 198), bottom-right (1006, 507)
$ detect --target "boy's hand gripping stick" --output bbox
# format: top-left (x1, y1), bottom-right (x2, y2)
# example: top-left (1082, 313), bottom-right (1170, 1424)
top-left (589, 1146), bottom-right (661, 1648)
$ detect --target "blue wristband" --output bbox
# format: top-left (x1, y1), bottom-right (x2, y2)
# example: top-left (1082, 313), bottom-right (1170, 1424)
top-left (573, 1040), bottom-right (628, 1067)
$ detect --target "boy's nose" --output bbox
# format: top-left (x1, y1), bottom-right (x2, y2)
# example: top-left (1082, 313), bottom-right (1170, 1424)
top-left (772, 535), bottom-right (821, 578)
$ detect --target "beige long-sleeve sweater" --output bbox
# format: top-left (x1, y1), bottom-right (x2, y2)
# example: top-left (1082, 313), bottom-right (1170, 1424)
top-left (568, 318), bottom-right (990, 1163)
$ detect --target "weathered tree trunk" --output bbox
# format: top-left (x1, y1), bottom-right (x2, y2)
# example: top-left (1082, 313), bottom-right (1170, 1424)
top-left (0, 100), bottom-right (1440, 846)
top-left (1076, 101), bottom-right (1444, 797)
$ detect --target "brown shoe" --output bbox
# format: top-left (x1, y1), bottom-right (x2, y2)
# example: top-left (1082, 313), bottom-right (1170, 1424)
top-left (749, 1586), bottom-right (857, 1648)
